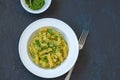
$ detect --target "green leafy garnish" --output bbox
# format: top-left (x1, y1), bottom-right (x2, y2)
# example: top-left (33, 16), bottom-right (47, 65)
top-left (47, 29), bottom-right (53, 34)
top-left (34, 40), bottom-right (40, 47)
top-left (25, 0), bottom-right (45, 10)
top-left (41, 56), bottom-right (48, 62)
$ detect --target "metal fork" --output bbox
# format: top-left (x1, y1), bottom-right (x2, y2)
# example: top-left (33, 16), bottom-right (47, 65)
top-left (65, 29), bottom-right (89, 80)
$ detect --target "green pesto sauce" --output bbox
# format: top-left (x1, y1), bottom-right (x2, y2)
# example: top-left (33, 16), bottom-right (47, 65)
top-left (25, 0), bottom-right (45, 10)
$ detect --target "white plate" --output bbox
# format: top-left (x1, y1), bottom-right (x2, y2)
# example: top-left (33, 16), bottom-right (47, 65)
top-left (18, 18), bottom-right (79, 78)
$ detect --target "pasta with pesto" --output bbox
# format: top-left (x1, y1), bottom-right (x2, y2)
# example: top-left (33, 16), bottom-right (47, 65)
top-left (28, 27), bottom-right (69, 68)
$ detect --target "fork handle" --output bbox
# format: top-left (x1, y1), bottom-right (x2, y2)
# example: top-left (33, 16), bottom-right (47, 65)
top-left (65, 67), bottom-right (74, 80)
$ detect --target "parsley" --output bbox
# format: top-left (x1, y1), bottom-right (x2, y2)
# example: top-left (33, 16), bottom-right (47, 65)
top-left (34, 40), bottom-right (40, 47)
top-left (47, 29), bottom-right (53, 34)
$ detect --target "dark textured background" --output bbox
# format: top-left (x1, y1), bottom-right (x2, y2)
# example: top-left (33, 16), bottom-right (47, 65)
top-left (0, 0), bottom-right (120, 80)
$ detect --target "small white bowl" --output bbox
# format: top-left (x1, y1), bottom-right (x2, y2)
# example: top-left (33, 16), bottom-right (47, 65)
top-left (18, 18), bottom-right (79, 78)
top-left (20, 0), bottom-right (52, 14)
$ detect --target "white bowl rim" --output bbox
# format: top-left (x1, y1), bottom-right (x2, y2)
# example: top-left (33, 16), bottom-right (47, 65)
top-left (18, 18), bottom-right (79, 78)
top-left (20, 0), bottom-right (52, 14)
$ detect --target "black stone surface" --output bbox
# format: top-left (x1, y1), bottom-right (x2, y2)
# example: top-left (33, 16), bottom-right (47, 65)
top-left (0, 0), bottom-right (120, 80)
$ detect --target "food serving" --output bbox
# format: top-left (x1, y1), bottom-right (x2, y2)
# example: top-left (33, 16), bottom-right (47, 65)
top-left (20, 0), bottom-right (52, 14)
top-left (28, 27), bottom-right (69, 68)
top-left (18, 18), bottom-right (79, 78)
top-left (25, 0), bottom-right (45, 10)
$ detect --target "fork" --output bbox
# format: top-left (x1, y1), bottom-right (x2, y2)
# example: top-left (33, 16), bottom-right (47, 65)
top-left (65, 29), bottom-right (89, 80)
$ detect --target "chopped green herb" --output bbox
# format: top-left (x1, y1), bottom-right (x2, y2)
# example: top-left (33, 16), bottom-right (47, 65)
top-left (34, 40), bottom-right (40, 47)
top-left (41, 56), bottom-right (48, 62)
top-left (47, 29), bottom-right (53, 34)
